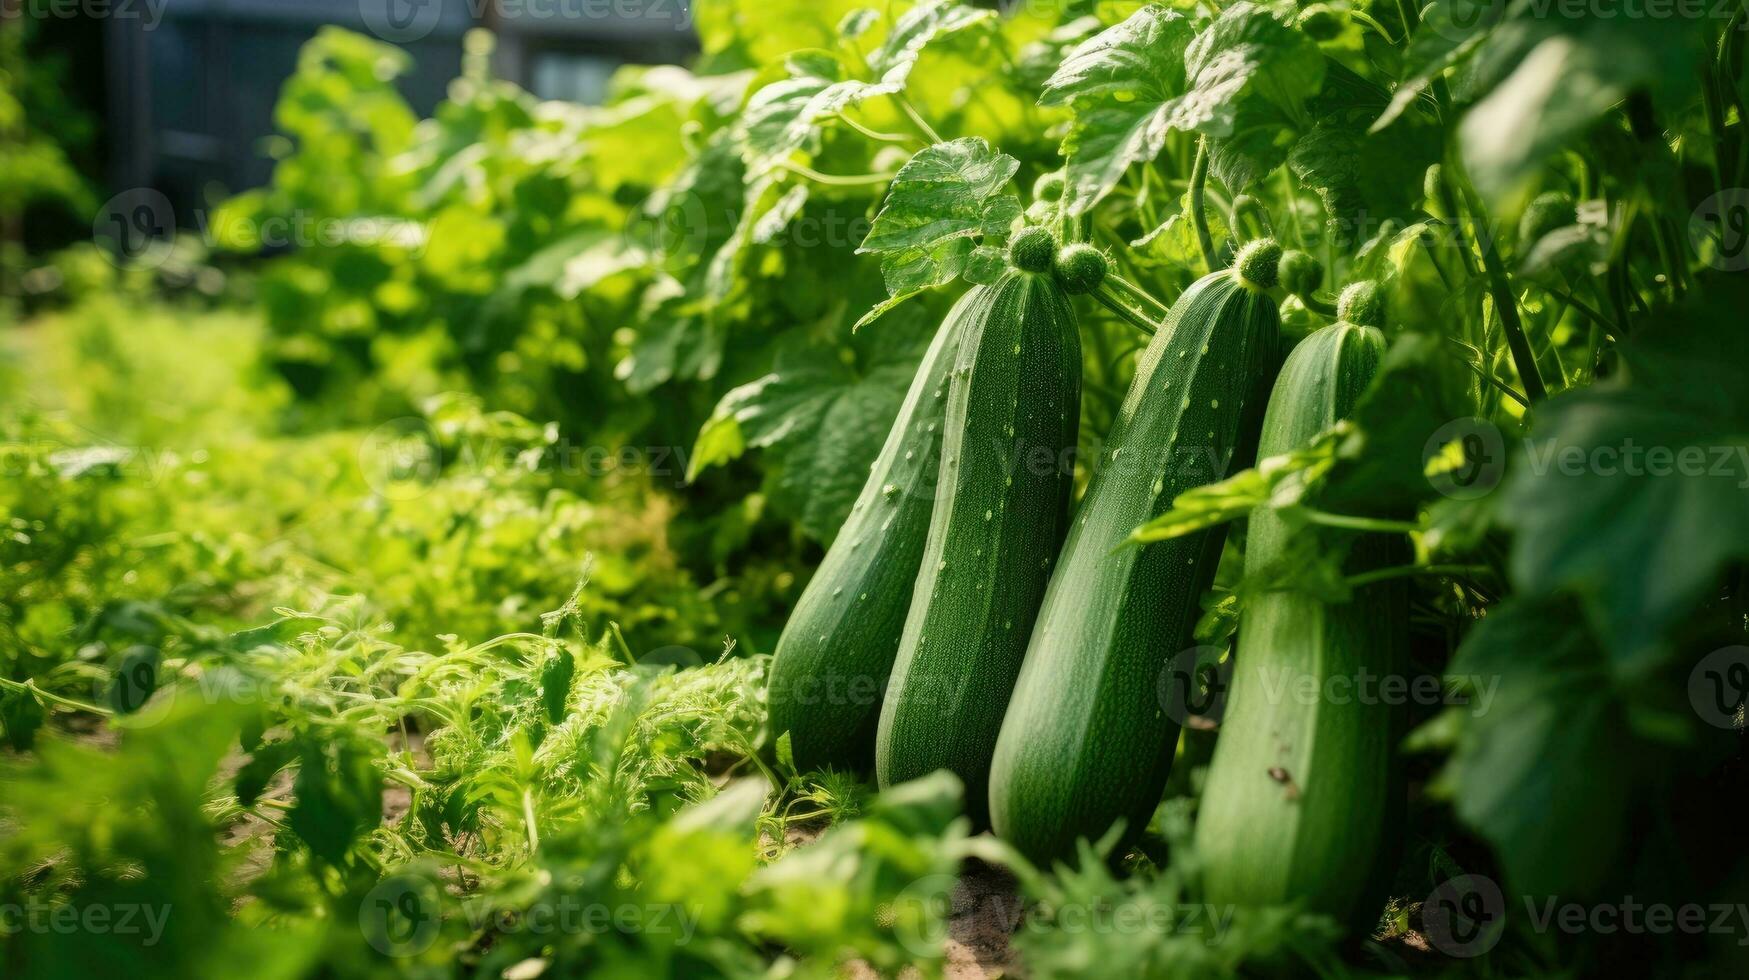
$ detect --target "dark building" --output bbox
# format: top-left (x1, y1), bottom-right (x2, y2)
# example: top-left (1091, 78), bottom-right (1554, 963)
top-left (101, 0), bottom-right (696, 207)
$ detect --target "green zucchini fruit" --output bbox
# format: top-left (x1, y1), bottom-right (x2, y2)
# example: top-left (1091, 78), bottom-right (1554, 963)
top-left (988, 241), bottom-right (1284, 864)
top-left (1194, 299), bottom-right (1406, 928)
top-left (875, 257), bottom-right (1083, 825)
top-left (766, 290), bottom-right (973, 773)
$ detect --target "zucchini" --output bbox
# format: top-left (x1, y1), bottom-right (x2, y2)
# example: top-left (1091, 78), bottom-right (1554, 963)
top-left (875, 231), bottom-right (1083, 825)
top-left (766, 289), bottom-right (973, 773)
top-left (988, 240), bottom-right (1284, 863)
top-left (1194, 286), bottom-right (1406, 927)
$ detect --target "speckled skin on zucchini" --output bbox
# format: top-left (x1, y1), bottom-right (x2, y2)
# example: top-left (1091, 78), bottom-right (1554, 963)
top-left (989, 254), bottom-right (1282, 864)
top-left (765, 290), bottom-right (974, 773)
top-left (1195, 315), bottom-right (1407, 928)
top-left (875, 267), bottom-right (1082, 826)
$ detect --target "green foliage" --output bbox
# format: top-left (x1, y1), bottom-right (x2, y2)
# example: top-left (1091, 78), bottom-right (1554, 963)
top-left (856, 138), bottom-right (1024, 324)
top-left (1499, 291), bottom-right (1749, 666)
top-left (0, 19), bottom-right (96, 223)
top-left (1009, 803), bottom-right (1345, 976)
top-left (6, 0), bottom-right (1749, 974)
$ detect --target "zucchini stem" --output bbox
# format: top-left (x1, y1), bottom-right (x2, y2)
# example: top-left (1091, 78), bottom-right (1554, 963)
top-left (1190, 137), bottom-right (1218, 274)
top-left (1349, 10), bottom-right (1398, 44)
top-left (1299, 509), bottom-right (1421, 535)
top-left (834, 112), bottom-right (914, 145)
top-left (1298, 292), bottom-right (1338, 318)
top-left (1345, 563), bottom-right (1493, 589)
top-left (777, 161), bottom-right (897, 186)
top-left (1457, 182), bottom-right (1548, 401)
top-left (0, 677), bottom-right (112, 716)
top-left (1092, 286), bottom-right (1159, 336)
top-left (1538, 279), bottom-right (1616, 335)
top-left (894, 95), bottom-right (944, 145)
top-left (1106, 273), bottom-right (1170, 318)
top-left (1444, 341), bottom-right (1531, 409)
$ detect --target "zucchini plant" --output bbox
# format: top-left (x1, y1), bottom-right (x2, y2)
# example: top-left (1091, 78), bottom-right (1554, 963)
top-left (20, 0), bottom-right (1747, 973)
top-left (766, 291), bottom-right (970, 772)
top-left (1193, 283), bottom-right (1406, 928)
top-left (874, 228), bottom-right (1083, 826)
top-left (989, 240), bottom-right (1284, 863)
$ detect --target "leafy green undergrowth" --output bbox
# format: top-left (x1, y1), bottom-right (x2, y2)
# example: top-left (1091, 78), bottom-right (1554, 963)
top-left (1, 299), bottom-right (790, 694)
top-left (0, 298), bottom-right (952, 975)
top-left (0, 294), bottom-right (1369, 978)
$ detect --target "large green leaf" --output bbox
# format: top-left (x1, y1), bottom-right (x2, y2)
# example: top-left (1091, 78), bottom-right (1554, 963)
top-left (689, 305), bottom-right (936, 539)
top-left (1288, 112), bottom-right (1442, 243)
top-left (856, 137), bottom-right (1021, 324)
top-left (1041, 3), bottom-right (1324, 209)
top-left (1460, 20), bottom-right (1698, 211)
top-left (1039, 5), bottom-right (1195, 213)
top-left (1444, 595), bottom-right (1642, 896)
top-left (739, 2), bottom-right (993, 171)
top-left (1500, 290), bottom-right (1749, 667)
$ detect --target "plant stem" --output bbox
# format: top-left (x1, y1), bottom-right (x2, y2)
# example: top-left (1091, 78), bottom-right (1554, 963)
top-left (1539, 277), bottom-right (1616, 335)
top-left (834, 112), bottom-right (914, 145)
top-left (1444, 339), bottom-right (1531, 408)
top-left (0, 677), bottom-right (111, 715)
top-left (777, 162), bottom-right (897, 186)
top-left (1346, 564), bottom-right (1493, 589)
top-left (1700, 63), bottom-right (1728, 202)
top-left (1190, 136), bottom-right (1218, 274)
top-left (608, 621), bottom-right (636, 664)
top-left (1279, 167), bottom-right (1306, 248)
top-left (894, 95), bottom-right (943, 144)
top-left (1433, 201), bottom-right (1479, 280)
top-left (1298, 292), bottom-right (1338, 318)
top-left (1299, 509), bottom-right (1422, 535)
top-left (1349, 9), bottom-right (1399, 43)
top-left (1418, 229), bottom-right (1457, 290)
top-left (1457, 182), bottom-right (1548, 401)
top-left (1394, 0), bottom-right (1422, 34)
top-left (1092, 286), bottom-right (1159, 336)
top-left (1231, 194), bottom-right (1276, 238)
top-left (1106, 273), bottom-right (1171, 318)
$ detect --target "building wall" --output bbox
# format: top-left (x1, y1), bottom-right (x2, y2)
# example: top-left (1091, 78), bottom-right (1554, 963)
top-left (104, 0), bottom-right (695, 208)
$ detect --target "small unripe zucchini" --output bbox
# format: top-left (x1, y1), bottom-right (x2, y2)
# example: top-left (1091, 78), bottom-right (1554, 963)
top-left (1517, 190), bottom-right (1577, 247)
top-left (875, 266), bottom-right (1083, 825)
top-left (989, 251), bottom-right (1283, 863)
top-left (1053, 243), bottom-right (1108, 295)
top-left (766, 292), bottom-right (972, 772)
top-left (1194, 309), bottom-right (1406, 928)
top-left (1277, 249), bottom-right (1323, 299)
